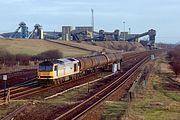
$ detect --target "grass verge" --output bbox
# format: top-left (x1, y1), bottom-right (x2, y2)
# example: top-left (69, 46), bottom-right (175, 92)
top-left (127, 54), bottom-right (180, 120)
top-left (0, 101), bottom-right (25, 119)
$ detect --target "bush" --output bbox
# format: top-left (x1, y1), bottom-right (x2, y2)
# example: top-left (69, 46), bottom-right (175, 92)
top-left (0, 50), bottom-right (16, 66)
top-left (168, 45), bottom-right (180, 75)
top-left (0, 49), bottom-right (63, 66)
top-left (169, 60), bottom-right (180, 75)
top-left (16, 54), bottom-right (31, 65)
top-left (32, 50), bottom-right (63, 60)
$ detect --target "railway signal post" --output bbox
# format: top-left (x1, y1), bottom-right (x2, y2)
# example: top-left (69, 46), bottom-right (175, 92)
top-left (3, 75), bottom-right (7, 101)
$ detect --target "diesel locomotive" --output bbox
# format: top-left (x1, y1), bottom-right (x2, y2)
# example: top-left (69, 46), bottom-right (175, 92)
top-left (37, 50), bottom-right (152, 84)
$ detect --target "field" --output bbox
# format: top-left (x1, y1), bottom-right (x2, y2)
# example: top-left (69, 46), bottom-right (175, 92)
top-left (0, 39), bottom-right (90, 57)
top-left (100, 53), bottom-right (180, 120)
top-left (0, 38), bottom-right (146, 74)
top-left (127, 53), bottom-right (180, 120)
top-left (0, 39), bottom-right (146, 57)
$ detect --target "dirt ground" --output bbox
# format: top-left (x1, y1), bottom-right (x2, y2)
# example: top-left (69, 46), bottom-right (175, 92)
top-left (160, 63), bottom-right (173, 73)
top-left (176, 76), bottom-right (180, 82)
top-left (13, 102), bottom-right (77, 120)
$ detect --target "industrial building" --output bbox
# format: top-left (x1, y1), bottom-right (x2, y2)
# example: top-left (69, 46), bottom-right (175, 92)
top-left (75, 26), bottom-right (93, 32)
top-left (62, 26), bottom-right (73, 41)
top-left (61, 26), bottom-right (93, 41)
top-left (0, 22), bottom-right (156, 48)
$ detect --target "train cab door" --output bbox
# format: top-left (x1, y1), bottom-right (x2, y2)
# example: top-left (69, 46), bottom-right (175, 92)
top-left (74, 63), bottom-right (78, 72)
top-left (54, 65), bottom-right (58, 78)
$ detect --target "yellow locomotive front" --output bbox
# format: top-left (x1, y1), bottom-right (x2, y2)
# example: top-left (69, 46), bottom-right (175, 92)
top-left (38, 61), bottom-right (56, 80)
top-left (38, 58), bottom-right (80, 84)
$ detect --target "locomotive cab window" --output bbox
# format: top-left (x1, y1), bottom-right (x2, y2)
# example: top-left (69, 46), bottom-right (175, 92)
top-left (39, 65), bottom-right (53, 72)
top-left (39, 61), bottom-right (53, 72)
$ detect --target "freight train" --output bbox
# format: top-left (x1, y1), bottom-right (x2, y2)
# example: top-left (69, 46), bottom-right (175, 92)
top-left (37, 51), bottom-right (150, 84)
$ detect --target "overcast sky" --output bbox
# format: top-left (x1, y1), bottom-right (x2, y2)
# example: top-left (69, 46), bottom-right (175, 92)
top-left (0, 0), bottom-right (180, 43)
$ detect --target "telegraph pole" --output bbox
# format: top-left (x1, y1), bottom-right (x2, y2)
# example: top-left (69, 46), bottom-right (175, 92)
top-left (123, 21), bottom-right (125, 41)
top-left (91, 8), bottom-right (94, 40)
top-left (129, 27), bottom-right (131, 34)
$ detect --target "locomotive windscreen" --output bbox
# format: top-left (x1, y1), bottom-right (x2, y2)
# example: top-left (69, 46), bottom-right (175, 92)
top-left (39, 61), bottom-right (53, 72)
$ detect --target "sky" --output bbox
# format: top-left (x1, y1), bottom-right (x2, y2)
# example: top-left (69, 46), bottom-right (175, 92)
top-left (0, 0), bottom-right (180, 43)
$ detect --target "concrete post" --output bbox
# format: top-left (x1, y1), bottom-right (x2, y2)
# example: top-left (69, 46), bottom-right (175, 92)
top-left (151, 54), bottom-right (155, 60)
top-left (112, 64), bottom-right (117, 73)
top-left (117, 62), bottom-right (121, 71)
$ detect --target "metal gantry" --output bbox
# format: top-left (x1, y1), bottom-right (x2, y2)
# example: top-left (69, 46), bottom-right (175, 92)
top-left (28, 24), bottom-right (43, 39)
top-left (10, 22), bottom-right (29, 38)
top-left (10, 22), bottom-right (43, 39)
top-left (127, 29), bottom-right (156, 47)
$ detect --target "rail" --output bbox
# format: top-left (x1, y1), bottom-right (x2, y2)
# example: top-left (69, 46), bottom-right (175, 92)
top-left (55, 55), bottom-right (149, 120)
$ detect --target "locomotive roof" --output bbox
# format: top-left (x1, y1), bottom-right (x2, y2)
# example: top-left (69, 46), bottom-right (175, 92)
top-left (39, 58), bottom-right (79, 66)
top-left (57, 58), bottom-right (79, 64)
top-left (39, 61), bottom-right (55, 66)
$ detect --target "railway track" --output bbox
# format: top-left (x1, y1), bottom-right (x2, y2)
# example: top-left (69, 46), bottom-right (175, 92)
top-left (20, 54), bottom-right (145, 99)
top-left (0, 52), bottom-right (145, 101)
top-left (0, 78), bottom-right (39, 100)
top-left (0, 77), bottom-right (38, 93)
top-left (0, 69), bottom-right (37, 90)
top-left (0, 69), bottom-right (36, 79)
top-left (54, 55), bottom-right (149, 120)
top-left (0, 71), bottom-right (105, 101)
top-left (0, 50), bottom-right (159, 120)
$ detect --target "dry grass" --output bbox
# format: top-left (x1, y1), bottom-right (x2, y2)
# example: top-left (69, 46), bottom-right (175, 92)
top-left (0, 39), bottom-right (146, 58)
top-left (52, 40), bottom-right (116, 53)
top-left (50, 40), bottom-right (146, 53)
top-left (0, 101), bottom-right (25, 119)
top-left (102, 101), bottom-right (128, 120)
top-left (0, 39), bottom-right (90, 57)
top-left (85, 41), bottom-right (146, 51)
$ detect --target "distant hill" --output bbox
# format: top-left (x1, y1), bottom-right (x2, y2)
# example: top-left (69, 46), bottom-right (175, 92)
top-left (0, 31), bottom-right (61, 39)
top-left (0, 32), bottom-right (14, 38)
top-left (176, 41), bottom-right (180, 45)
top-left (0, 35), bottom-right (4, 38)
top-left (156, 43), bottom-right (176, 49)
